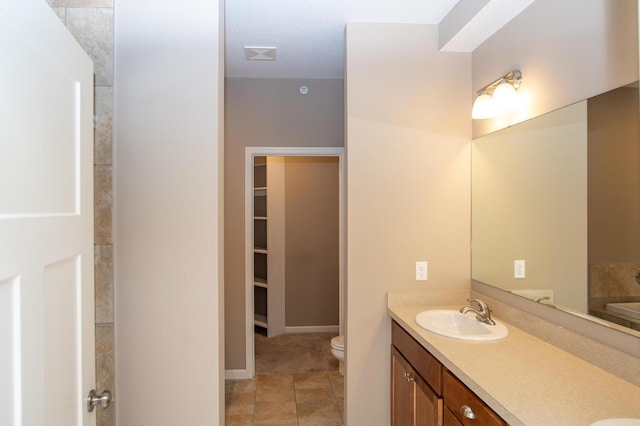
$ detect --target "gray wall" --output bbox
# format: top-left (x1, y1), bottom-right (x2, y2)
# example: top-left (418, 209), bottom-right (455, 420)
top-left (285, 157), bottom-right (339, 327)
top-left (224, 78), bottom-right (344, 369)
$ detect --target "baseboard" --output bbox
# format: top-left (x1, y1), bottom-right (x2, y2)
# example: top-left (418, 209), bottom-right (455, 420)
top-left (225, 369), bottom-right (252, 380)
top-left (284, 325), bottom-right (339, 334)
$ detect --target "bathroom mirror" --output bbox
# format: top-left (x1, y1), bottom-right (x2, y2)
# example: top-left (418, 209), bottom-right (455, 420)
top-left (471, 82), bottom-right (640, 336)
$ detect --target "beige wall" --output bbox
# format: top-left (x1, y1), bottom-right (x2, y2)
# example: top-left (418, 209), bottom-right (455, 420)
top-left (225, 78), bottom-right (344, 369)
top-left (472, 0), bottom-right (638, 138)
top-left (471, 0), bottom-right (640, 358)
top-left (345, 23), bottom-right (471, 425)
top-left (472, 102), bottom-right (588, 312)
top-left (285, 157), bottom-right (340, 327)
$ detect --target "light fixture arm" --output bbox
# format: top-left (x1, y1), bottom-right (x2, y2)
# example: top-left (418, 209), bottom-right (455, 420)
top-left (476, 70), bottom-right (522, 95)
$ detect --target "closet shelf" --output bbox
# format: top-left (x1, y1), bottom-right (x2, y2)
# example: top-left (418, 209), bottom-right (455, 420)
top-left (254, 314), bottom-right (268, 328)
top-left (254, 188), bottom-right (267, 196)
top-left (254, 247), bottom-right (267, 254)
top-left (254, 278), bottom-right (268, 288)
top-left (254, 216), bottom-right (267, 220)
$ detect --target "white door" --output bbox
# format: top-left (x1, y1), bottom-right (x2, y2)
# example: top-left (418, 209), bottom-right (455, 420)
top-left (0, 0), bottom-right (96, 425)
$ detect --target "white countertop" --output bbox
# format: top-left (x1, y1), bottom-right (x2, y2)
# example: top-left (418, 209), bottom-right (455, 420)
top-left (388, 304), bottom-right (640, 426)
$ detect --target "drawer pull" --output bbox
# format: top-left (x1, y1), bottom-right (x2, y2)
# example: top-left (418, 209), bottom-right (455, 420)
top-left (460, 405), bottom-right (476, 419)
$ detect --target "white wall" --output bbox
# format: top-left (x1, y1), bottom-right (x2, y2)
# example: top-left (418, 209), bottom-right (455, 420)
top-left (472, 0), bottom-right (638, 137)
top-left (113, 0), bottom-right (224, 424)
top-left (345, 23), bottom-right (471, 425)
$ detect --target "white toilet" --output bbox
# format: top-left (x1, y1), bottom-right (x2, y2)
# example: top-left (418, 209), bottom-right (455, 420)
top-left (330, 335), bottom-right (344, 361)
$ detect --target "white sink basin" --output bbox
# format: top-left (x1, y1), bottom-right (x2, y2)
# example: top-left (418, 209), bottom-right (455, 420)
top-left (415, 309), bottom-right (508, 342)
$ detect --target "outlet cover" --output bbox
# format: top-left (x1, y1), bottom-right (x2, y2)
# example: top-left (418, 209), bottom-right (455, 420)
top-left (514, 260), bottom-right (525, 279)
top-left (416, 261), bottom-right (428, 281)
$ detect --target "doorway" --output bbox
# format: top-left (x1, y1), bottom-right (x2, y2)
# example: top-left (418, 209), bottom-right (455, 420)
top-left (244, 147), bottom-right (345, 378)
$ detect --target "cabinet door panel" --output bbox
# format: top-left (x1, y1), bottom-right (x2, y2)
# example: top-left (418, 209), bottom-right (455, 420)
top-left (392, 347), bottom-right (414, 425)
top-left (415, 370), bottom-right (443, 426)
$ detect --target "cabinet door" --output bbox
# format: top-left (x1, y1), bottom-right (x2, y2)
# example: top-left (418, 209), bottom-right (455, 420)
top-left (415, 368), bottom-right (444, 426)
top-left (392, 347), bottom-right (443, 426)
top-left (392, 347), bottom-right (415, 426)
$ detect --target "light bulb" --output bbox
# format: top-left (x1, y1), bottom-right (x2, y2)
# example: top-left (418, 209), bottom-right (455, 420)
top-left (492, 81), bottom-right (517, 114)
top-left (471, 93), bottom-right (495, 119)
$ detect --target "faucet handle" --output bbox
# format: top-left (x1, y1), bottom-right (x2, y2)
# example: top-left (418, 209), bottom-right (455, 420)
top-left (463, 298), bottom-right (496, 325)
top-left (466, 298), bottom-right (487, 311)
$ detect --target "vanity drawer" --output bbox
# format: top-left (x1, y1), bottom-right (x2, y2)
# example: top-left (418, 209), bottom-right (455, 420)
top-left (392, 321), bottom-right (442, 394)
top-left (443, 370), bottom-right (506, 426)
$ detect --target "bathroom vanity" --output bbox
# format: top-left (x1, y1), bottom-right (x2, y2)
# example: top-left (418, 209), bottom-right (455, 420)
top-left (388, 296), bottom-right (640, 425)
top-left (392, 321), bottom-right (506, 425)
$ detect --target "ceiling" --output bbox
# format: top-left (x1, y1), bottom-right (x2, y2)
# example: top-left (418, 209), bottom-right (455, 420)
top-left (225, 0), bottom-right (461, 79)
top-left (224, 0), bottom-right (535, 80)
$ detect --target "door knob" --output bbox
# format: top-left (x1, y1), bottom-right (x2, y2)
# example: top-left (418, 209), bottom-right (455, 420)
top-left (87, 389), bottom-right (112, 412)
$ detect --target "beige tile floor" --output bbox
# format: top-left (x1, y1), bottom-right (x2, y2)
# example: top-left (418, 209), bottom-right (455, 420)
top-left (225, 371), bottom-right (344, 426)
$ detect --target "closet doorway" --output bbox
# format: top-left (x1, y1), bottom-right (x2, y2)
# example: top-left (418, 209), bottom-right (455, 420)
top-left (244, 147), bottom-right (345, 378)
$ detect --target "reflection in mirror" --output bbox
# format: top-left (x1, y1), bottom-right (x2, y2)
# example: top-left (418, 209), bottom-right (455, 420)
top-left (472, 82), bottom-right (640, 336)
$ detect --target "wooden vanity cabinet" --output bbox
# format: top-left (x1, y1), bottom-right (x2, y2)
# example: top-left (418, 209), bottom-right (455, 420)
top-left (443, 370), bottom-right (506, 426)
top-left (392, 346), bottom-right (443, 425)
top-left (392, 321), bottom-right (508, 426)
top-left (392, 321), bottom-right (443, 426)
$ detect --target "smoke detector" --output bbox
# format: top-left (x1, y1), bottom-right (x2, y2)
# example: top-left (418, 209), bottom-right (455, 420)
top-left (244, 46), bottom-right (277, 61)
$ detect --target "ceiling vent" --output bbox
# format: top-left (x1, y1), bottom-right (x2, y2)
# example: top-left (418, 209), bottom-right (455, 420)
top-left (244, 46), bottom-right (277, 61)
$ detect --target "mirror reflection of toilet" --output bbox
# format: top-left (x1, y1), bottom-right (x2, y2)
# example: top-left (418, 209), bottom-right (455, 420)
top-left (331, 335), bottom-right (344, 361)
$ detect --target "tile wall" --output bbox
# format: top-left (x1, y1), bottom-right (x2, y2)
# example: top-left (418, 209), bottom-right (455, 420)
top-left (46, 1), bottom-right (115, 425)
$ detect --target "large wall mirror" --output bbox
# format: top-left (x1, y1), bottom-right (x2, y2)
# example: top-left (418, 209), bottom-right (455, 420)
top-left (472, 82), bottom-right (640, 337)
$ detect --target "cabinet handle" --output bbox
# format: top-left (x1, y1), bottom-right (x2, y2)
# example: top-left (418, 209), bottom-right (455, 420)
top-left (460, 405), bottom-right (476, 419)
top-left (403, 372), bottom-right (415, 382)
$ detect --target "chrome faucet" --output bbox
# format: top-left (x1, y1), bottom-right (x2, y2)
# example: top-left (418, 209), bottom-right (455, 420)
top-left (460, 298), bottom-right (496, 325)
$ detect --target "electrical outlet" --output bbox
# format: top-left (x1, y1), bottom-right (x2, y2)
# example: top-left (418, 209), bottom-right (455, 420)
top-left (514, 260), bottom-right (526, 279)
top-left (416, 261), bottom-right (428, 281)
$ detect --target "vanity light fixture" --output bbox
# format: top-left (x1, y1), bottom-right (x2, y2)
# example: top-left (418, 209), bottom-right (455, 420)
top-left (471, 70), bottom-right (522, 119)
